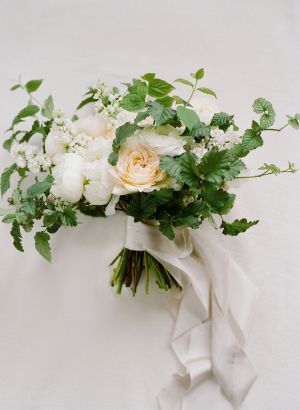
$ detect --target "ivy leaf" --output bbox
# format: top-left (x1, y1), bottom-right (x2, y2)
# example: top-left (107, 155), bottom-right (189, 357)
top-left (77, 96), bottom-right (96, 110)
top-left (41, 95), bottom-right (54, 119)
top-left (25, 79), bottom-right (43, 93)
top-left (252, 98), bottom-right (275, 128)
top-left (159, 220), bottom-right (175, 240)
top-left (199, 149), bottom-right (243, 184)
top-left (148, 79), bottom-right (174, 98)
top-left (159, 156), bottom-right (181, 180)
top-left (127, 194), bottom-right (156, 221)
top-left (179, 153), bottom-right (200, 187)
top-left (287, 114), bottom-right (300, 129)
top-left (195, 68), bottom-right (205, 80)
top-left (1, 164), bottom-right (16, 196)
top-left (120, 93), bottom-right (146, 111)
top-left (221, 218), bottom-right (258, 236)
top-left (197, 87), bottom-right (217, 98)
top-left (34, 231), bottom-right (52, 262)
top-left (176, 106), bottom-right (200, 131)
top-left (147, 101), bottom-right (174, 126)
top-left (27, 175), bottom-right (54, 197)
top-left (210, 112), bottom-right (234, 131)
top-left (12, 105), bottom-right (40, 125)
top-left (258, 163), bottom-right (281, 175)
top-left (10, 220), bottom-right (24, 252)
top-left (174, 78), bottom-right (193, 87)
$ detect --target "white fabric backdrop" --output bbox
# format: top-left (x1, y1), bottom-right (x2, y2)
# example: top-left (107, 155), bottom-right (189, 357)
top-left (0, 0), bottom-right (300, 409)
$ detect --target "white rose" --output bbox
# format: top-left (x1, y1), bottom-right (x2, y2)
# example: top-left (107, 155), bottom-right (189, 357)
top-left (84, 138), bottom-right (112, 161)
top-left (83, 159), bottom-right (115, 205)
top-left (138, 125), bottom-right (186, 156)
top-left (74, 114), bottom-right (115, 139)
top-left (51, 153), bottom-right (85, 203)
top-left (190, 96), bottom-right (219, 125)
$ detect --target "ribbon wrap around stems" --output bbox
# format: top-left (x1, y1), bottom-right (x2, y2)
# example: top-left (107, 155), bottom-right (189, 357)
top-left (125, 216), bottom-right (259, 410)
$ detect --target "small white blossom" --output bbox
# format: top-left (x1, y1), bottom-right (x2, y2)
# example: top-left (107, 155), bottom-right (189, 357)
top-left (10, 141), bottom-right (52, 174)
top-left (208, 126), bottom-right (242, 150)
top-left (192, 143), bottom-right (207, 164)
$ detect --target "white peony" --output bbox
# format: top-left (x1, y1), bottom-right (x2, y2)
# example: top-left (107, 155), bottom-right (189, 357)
top-left (137, 125), bottom-right (186, 157)
top-left (190, 96), bottom-right (219, 125)
top-left (74, 114), bottom-right (115, 139)
top-left (51, 153), bottom-right (85, 203)
top-left (83, 159), bottom-right (115, 205)
top-left (84, 138), bottom-right (113, 161)
top-left (45, 131), bottom-right (68, 164)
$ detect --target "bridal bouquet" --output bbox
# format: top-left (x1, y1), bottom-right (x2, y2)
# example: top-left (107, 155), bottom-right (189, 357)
top-left (1, 69), bottom-right (299, 294)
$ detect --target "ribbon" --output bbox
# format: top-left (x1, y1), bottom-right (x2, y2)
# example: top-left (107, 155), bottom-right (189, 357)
top-left (125, 216), bottom-right (259, 410)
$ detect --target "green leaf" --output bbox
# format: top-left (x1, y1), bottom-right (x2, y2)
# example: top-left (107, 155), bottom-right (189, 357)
top-left (221, 218), bottom-right (258, 236)
top-left (150, 188), bottom-right (173, 205)
top-left (142, 73), bottom-right (156, 81)
top-left (176, 106), bottom-right (200, 131)
top-left (25, 79), bottom-right (43, 93)
top-left (195, 68), bottom-right (205, 80)
top-left (22, 197), bottom-right (36, 215)
top-left (127, 194), bottom-right (156, 221)
top-left (13, 105), bottom-right (40, 125)
top-left (287, 114), bottom-right (300, 129)
top-left (60, 207), bottom-right (78, 226)
top-left (179, 153), bottom-right (200, 187)
top-left (10, 220), bottom-right (24, 252)
top-left (120, 93), bottom-right (146, 111)
top-left (41, 95), bottom-right (54, 119)
top-left (78, 204), bottom-right (106, 217)
top-left (77, 96), bottom-right (96, 110)
top-left (156, 96), bottom-right (174, 107)
top-left (108, 151), bottom-right (119, 166)
top-left (258, 163), bottom-right (281, 175)
top-left (202, 187), bottom-right (235, 214)
top-left (197, 87), bottom-right (217, 98)
top-left (10, 84), bottom-right (22, 91)
top-left (240, 129), bottom-right (263, 155)
top-left (174, 78), bottom-right (193, 87)
top-left (252, 98), bottom-right (275, 128)
top-left (148, 79), bottom-right (174, 98)
top-left (199, 149), bottom-right (244, 185)
top-left (3, 136), bottom-right (15, 151)
top-left (147, 101), bottom-right (174, 126)
top-left (1, 164), bottom-right (16, 196)
top-left (34, 231), bottom-right (52, 262)
top-left (112, 122), bottom-right (139, 153)
top-left (27, 175), bottom-right (54, 197)
top-left (159, 156), bottom-right (181, 180)
top-left (134, 111), bottom-right (150, 124)
top-left (210, 112), bottom-right (234, 131)
top-left (159, 220), bottom-right (175, 240)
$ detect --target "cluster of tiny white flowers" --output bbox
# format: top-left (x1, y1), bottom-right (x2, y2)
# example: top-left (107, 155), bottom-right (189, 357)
top-left (68, 133), bottom-right (92, 156)
top-left (208, 126), bottom-right (241, 150)
top-left (191, 142), bottom-right (208, 164)
top-left (10, 141), bottom-right (52, 174)
top-left (93, 80), bottom-right (124, 127)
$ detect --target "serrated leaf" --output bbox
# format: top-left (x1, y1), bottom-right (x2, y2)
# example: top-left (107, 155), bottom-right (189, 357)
top-left (159, 156), bottom-right (181, 180)
top-left (287, 114), bottom-right (300, 129)
top-left (195, 68), bottom-right (205, 80)
top-left (174, 78), bottom-right (193, 87)
top-left (41, 95), bottom-right (54, 119)
top-left (112, 122), bottom-right (139, 152)
top-left (60, 207), bottom-right (78, 226)
top-left (27, 175), bottom-right (54, 197)
top-left (241, 129), bottom-right (263, 155)
top-left (147, 101), bottom-right (174, 126)
top-left (10, 220), bottom-right (24, 252)
top-left (22, 197), bottom-right (36, 215)
top-left (221, 218), bottom-right (258, 236)
top-left (1, 164), bottom-right (16, 196)
top-left (34, 231), bottom-right (52, 262)
top-left (252, 98), bottom-right (275, 128)
top-left (150, 188), bottom-right (173, 205)
top-left (202, 187), bottom-right (235, 214)
top-left (25, 79), bottom-right (43, 93)
top-left (176, 106), bottom-right (200, 131)
top-left (179, 153), bottom-right (200, 187)
top-left (127, 194), bottom-right (156, 221)
top-left (210, 112), bottom-right (234, 131)
top-left (148, 79), bottom-right (174, 98)
top-left (199, 149), bottom-right (243, 184)
top-left (258, 163), bottom-right (281, 175)
top-left (159, 220), bottom-right (175, 240)
top-left (197, 87), bottom-right (217, 98)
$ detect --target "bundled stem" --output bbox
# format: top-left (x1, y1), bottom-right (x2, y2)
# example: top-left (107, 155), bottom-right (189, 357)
top-left (110, 248), bottom-right (182, 295)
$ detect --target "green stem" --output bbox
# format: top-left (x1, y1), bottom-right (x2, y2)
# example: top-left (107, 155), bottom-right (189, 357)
top-left (236, 168), bottom-right (293, 179)
top-left (186, 79), bottom-right (198, 105)
top-left (262, 124), bottom-right (288, 132)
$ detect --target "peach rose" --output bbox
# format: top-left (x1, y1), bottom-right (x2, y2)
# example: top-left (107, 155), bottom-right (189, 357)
top-left (112, 144), bottom-right (166, 195)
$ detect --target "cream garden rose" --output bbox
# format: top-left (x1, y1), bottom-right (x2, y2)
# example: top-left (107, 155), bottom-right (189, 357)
top-left (138, 125), bottom-right (186, 156)
top-left (112, 143), bottom-right (166, 195)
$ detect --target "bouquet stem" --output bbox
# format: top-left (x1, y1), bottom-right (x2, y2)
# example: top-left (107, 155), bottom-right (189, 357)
top-left (110, 248), bottom-right (182, 295)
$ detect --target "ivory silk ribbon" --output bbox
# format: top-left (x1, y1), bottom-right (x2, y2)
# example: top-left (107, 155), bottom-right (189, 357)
top-left (125, 216), bottom-right (259, 410)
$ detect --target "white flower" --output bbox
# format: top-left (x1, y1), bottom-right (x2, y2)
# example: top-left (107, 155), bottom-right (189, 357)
top-left (83, 159), bottom-right (115, 205)
top-left (192, 143), bottom-right (207, 163)
top-left (137, 125), bottom-right (186, 157)
top-left (45, 131), bottom-right (68, 164)
top-left (190, 96), bottom-right (219, 125)
top-left (84, 138), bottom-right (112, 161)
top-left (208, 126), bottom-right (242, 150)
top-left (51, 153), bottom-right (85, 203)
top-left (74, 114), bottom-right (115, 139)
